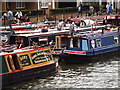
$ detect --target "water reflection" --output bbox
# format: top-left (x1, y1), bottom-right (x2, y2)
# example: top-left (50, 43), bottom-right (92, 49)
top-left (6, 56), bottom-right (119, 89)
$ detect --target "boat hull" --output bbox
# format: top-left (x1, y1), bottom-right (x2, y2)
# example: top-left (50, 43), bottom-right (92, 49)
top-left (60, 50), bottom-right (120, 64)
top-left (2, 63), bottom-right (57, 87)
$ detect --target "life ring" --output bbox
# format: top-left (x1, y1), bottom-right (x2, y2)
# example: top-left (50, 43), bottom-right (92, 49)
top-left (80, 21), bottom-right (86, 27)
top-left (91, 40), bottom-right (95, 48)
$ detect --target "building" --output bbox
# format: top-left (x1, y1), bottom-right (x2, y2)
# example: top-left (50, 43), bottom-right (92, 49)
top-left (1, 0), bottom-right (120, 12)
top-left (1, 2), bottom-right (38, 11)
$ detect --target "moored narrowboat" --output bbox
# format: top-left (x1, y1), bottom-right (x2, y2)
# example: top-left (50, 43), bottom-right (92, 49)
top-left (0, 30), bottom-right (58, 86)
top-left (1, 46), bottom-right (58, 86)
top-left (61, 26), bottom-right (120, 63)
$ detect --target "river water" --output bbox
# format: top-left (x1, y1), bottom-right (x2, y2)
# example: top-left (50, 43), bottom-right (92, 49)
top-left (6, 55), bottom-right (120, 89)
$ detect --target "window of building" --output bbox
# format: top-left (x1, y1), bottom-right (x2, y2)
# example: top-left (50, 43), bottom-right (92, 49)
top-left (114, 36), bottom-right (119, 43)
top-left (70, 38), bottom-right (80, 48)
top-left (16, 0), bottom-right (25, 9)
top-left (41, 0), bottom-right (48, 8)
top-left (96, 39), bottom-right (102, 47)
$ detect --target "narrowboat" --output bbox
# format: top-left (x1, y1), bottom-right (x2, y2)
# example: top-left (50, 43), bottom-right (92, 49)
top-left (66, 14), bottom-right (120, 27)
top-left (61, 26), bottom-right (120, 63)
top-left (10, 24), bottom-right (108, 56)
top-left (0, 46), bottom-right (58, 86)
top-left (11, 29), bottom-right (69, 56)
top-left (0, 31), bottom-right (58, 86)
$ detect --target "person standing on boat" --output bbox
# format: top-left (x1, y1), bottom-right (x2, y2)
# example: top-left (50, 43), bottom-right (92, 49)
top-left (89, 5), bottom-right (94, 16)
top-left (2, 9), bottom-right (14, 33)
top-left (106, 3), bottom-right (110, 15)
top-left (77, 3), bottom-right (83, 17)
top-left (69, 22), bottom-right (75, 36)
top-left (108, 4), bottom-right (113, 15)
top-left (95, 3), bottom-right (100, 16)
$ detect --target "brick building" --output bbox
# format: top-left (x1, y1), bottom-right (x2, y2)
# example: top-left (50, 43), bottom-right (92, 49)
top-left (1, 0), bottom-right (120, 13)
top-left (1, 2), bottom-right (38, 11)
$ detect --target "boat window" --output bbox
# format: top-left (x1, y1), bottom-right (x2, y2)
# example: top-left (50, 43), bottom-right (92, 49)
top-left (15, 37), bottom-right (24, 48)
top-left (70, 38), bottom-right (80, 48)
top-left (70, 38), bottom-right (73, 48)
top-left (61, 37), bottom-right (68, 48)
top-left (39, 37), bottom-right (48, 46)
top-left (114, 36), bottom-right (119, 43)
top-left (96, 39), bottom-right (102, 47)
top-left (82, 40), bottom-right (88, 50)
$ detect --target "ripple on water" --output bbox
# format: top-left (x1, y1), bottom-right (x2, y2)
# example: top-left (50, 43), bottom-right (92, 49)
top-left (7, 57), bottom-right (120, 89)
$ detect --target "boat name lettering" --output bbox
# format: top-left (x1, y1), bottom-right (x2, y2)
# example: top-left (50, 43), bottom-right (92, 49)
top-left (34, 59), bottom-right (46, 63)
top-left (20, 55), bottom-right (28, 61)
top-left (31, 52), bottom-right (43, 60)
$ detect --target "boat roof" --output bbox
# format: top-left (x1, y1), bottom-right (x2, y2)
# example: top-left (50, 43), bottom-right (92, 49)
top-left (13, 25), bottom-right (108, 37)
top-left (0, 46), bottom-right (49, 56)
top-left (74, 27), bottom-right (119, 39)
top-left (0, 31), bottom-right (11, 34)
top-left (0, 23), bottom-right (55, 30)
top-left (71, 14), bottom-right (120, 21)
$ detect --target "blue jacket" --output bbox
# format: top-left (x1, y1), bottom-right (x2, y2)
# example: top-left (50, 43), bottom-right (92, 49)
top-left (109, 5), bottom-right (112, 12)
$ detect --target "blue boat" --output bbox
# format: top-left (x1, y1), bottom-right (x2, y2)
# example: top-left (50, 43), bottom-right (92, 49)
top-left (61, 26), bottom-right (120, 63)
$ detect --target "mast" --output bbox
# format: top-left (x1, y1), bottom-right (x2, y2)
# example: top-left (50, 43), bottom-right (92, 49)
top-left (37, 0), bottom-right (40, 22)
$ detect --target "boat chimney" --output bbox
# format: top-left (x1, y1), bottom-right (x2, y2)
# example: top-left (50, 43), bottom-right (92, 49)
top-left (118, 27), bottom-right (120, 32)
top-left (102, 27), bottom-right (104, 34)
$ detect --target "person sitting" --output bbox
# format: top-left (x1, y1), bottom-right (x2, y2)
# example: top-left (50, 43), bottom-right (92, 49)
top-left (15, 9), bottom-right (23, 24)
top-left (42, 16), bottom-right (48, 24)
top-left (23, 10), bottom-right (31, 22)
top-left (57, 19), bottom-right (64, 31)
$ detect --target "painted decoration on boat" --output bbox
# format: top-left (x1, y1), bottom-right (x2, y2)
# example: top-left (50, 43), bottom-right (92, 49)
top-left (31, 50), bottom-right (52, 64)
top-left (19, 54), bottom-right (31, 67)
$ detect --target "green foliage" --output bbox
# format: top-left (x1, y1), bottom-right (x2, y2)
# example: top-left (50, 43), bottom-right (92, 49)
top-left (0, 9), bottom-right (44, 16)
top-left (50, 7), bottom-right (77, 14)
top-left (100, 5), bottom-right (105, 10)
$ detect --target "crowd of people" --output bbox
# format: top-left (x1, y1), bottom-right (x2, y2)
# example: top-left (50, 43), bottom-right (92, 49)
top-left (1, 9), bottom-right (31, 25)
top-left (0, 2), bottom-right (115, 34)
top-left (77, 2), bottom-right (113, 17)
top-left (106, 3), bottom-right (113, 15)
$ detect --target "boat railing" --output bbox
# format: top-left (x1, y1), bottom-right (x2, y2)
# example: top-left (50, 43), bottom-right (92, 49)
top-left (0, 44), bottom-right (18, 52)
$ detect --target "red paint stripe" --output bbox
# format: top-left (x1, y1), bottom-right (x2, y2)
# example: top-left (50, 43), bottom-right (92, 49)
top-left (51, 51), bottom-right (61, 54)
top-left (64, 50), bottom-right (86, 55)
top-left (0, 27), bottom-right (34, 31)
top-left (0, 46), bottom-right (50, 56)
top-left (0, 62), bottom-right (55, 76)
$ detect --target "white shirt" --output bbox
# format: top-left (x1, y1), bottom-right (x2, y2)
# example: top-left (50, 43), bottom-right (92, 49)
top-left (4, 10), bottom-right (13, 20)
top-left (106, 4), bottom-right (109, 11)
top-left (15, 11), bottom-right (23, 18)
top-left (58, 21), bottom-right (64, 28)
